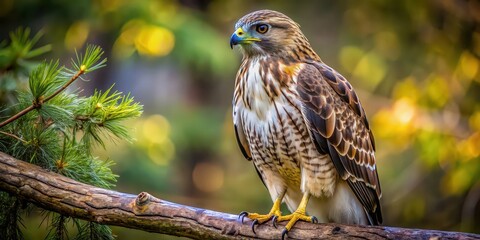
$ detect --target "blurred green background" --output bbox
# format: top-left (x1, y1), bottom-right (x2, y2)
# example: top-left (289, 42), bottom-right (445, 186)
top-left (1, 0), bottom-right (480, 238)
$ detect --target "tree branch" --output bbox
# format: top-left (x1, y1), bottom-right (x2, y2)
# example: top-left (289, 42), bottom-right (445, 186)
top-left (0, 151), bottom-right (479, 240)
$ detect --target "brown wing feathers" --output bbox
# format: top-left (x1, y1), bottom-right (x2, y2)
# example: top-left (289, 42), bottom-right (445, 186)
top-left (297, 63), bottom-right (382, 225)
top-left (234, 123), bottom-right (252, 160)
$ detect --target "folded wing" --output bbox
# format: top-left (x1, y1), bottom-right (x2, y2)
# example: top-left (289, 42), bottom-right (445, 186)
top-left (296, 62), bottom-right (382, 225)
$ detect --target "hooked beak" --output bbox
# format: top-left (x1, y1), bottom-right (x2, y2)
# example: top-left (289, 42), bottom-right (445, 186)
top-left (230, 27), bottom-right (260, 49)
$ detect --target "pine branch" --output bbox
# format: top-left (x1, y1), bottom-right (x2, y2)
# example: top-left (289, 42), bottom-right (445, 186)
top-left (0, 131), bottom-right (26, 144)
top-left (0, 151), bottom-right (479, 240)
top-left (0, 105), bottom-right (36, 129)
top-left (42, 65), bottom-right (85, 104)
top-left (0, 66), bottom-right (82, 128)
top-left (0, 39), bottom-right (137, 239)
top-left (0, 45), bottom-right (106, 129)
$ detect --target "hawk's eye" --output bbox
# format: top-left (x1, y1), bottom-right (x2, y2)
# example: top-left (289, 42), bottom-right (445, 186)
top-left (256, 24), bottom-right (269, 34)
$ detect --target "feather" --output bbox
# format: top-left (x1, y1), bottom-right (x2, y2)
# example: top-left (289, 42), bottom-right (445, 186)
top-left (233, 106), bottom-right (252, 160)
top-left (296, 63), bottom-right (382, 224)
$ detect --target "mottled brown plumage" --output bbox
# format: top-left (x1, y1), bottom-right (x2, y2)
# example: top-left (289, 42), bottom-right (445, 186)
top-left (231, 10), bottom-right (382, 237)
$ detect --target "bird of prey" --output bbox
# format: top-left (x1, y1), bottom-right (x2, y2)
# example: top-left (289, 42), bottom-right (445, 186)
top-left (230, 10), bottom-right (382, 238)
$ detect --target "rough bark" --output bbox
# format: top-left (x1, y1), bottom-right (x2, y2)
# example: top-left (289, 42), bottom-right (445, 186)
top-left (0, 151), bottom-right (479, 240)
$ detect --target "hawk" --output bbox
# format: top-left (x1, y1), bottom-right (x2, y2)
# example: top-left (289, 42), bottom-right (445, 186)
top-left (230, 10), bottom-right (382, 238)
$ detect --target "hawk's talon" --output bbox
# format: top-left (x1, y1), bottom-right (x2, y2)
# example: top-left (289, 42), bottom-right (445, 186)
top-left (239, 196), bottom-right (283, 234)
top-left (311, 216), bottom-right (318, 224)
top-left (272, 215), bottom-right (279, 228)
top-left (281, 228), bottom-right (289, 240)
top-left (251, 219), bottom-right (259, 234)
top-left (238, 211), bottom-right (248, 223)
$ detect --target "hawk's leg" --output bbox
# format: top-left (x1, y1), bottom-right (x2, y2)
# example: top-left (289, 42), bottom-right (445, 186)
top-left (276, 192), bottom-right (318, 239)
top-left (239, 190), bottom-right (285, 233)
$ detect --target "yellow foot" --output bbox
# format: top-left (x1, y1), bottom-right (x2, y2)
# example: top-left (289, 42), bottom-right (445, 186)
top-left (238, 210), bottom-right (282, 233)
top-left (239, 195), bottom-right (284, 234)
top-left (276, 211), bottom-right (318, 240)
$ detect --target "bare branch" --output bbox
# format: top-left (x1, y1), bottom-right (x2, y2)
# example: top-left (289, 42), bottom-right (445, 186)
top-left (0, 151), bottom-right (479, 239)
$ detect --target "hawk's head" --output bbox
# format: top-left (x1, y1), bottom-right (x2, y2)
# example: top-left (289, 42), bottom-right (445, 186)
top-left (230, 10), bottom-right (319, 61)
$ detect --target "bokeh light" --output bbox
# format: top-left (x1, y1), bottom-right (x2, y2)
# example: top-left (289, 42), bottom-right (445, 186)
top-left (64, 21), bottom-right (90, 51)
top-left (192, 162), bottom-right (224, 193)
top-left (113, 19), bottom-right (175, 58)
top-left (135, 114), bottom-right (175, 166)
top-left (135, 25), bottom-right (175, 57)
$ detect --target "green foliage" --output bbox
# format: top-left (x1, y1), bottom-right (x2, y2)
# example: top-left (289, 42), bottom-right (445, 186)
top-left (43, 214), bottom-right (113, 240)
top-left (28, 60), bottom-right (62, 101)
top-left (74, 222), bottom-right (114, 240)
top-left (72, 45), bottom-right (107, 73)
top-left (0, 29), bottom-right (142, 239)
top-left (44, 214), bottom-right (70, 240)
top-left (0, 193), bottom-right (23, 240)
top-left (0, 28), bottom-right (52, 111)
top-left (75, 87), bottom-right (142, 148)
top-left (0, 27), bottom-right (51, 70)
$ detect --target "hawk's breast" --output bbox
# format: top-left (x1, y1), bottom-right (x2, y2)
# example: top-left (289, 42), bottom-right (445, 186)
top-left (234, 58), bottom-right (337, 195)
